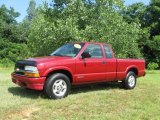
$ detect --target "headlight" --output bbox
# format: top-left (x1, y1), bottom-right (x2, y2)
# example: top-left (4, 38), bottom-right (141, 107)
top-left (25, 66), bottom-right (38, 72)
top-left (24, 66), bottom-right (40, 77)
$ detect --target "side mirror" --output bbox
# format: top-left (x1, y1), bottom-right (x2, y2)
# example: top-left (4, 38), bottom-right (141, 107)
top-left (81, 52), bottom-right (91, 59)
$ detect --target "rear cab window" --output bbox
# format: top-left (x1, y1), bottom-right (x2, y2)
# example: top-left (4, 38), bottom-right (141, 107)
top-left (103, 45), bottom-right (113, 58)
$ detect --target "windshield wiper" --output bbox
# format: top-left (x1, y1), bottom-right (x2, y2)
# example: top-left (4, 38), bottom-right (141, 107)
top-left (53, 53), bottom-right (64, 56)
top-left (50, 53), bottom-right (72, 57)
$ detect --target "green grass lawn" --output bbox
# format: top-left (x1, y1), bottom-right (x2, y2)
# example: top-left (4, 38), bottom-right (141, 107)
top-left (0, 68), bottom-right (160, 120)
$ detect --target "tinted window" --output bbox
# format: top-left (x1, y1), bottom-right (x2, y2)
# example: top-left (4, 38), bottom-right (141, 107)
top-left (104, 45), bottom-right (113, 58)
top-left (83, 44), bottom-right (103, 58)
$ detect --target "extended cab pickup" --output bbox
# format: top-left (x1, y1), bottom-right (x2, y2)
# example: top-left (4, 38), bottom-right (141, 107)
top-left (12, 42), bottom-right (145, 99)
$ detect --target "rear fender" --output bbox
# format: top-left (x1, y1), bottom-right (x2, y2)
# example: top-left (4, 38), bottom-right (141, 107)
top-left (125, 65), bottom-right (138, 76)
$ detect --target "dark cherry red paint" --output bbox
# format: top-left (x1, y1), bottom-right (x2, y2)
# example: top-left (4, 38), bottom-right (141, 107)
top-left (12, 42), bottom-right (145, 90)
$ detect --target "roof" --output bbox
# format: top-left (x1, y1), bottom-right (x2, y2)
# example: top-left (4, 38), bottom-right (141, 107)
top-left (70, 42), bottom-right (111, 46)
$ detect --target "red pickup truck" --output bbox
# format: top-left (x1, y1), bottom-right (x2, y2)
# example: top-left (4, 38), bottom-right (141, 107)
top-left (12, 42), bottom-right (145, 99)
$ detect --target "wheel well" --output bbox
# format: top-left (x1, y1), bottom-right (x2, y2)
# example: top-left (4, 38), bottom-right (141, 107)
top-left (128, 68), bottom-right (138, 76)
top-left (46, 70), bottom-right (73, 83)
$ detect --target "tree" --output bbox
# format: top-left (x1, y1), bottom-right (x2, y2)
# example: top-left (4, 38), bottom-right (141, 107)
top-left (17, 0), bottom-right (37, 44)
top-left (144, 0), bottom-right (160, 36)
top-left (28, 0), bottom-right (142, 58)
top-left (123, 1), bottom-right (160, 66)
top-left (0, 5), bottom-right (20, 42)
top-left (0, 5), bottom-right (29, 65)
top-left (123, 2), bottom-right (146, 25)
top-left (27, 0), bottom-right (36, 21)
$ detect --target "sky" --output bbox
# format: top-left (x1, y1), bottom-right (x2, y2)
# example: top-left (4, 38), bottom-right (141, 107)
top-left (0, 0), bottom-right (150, 22)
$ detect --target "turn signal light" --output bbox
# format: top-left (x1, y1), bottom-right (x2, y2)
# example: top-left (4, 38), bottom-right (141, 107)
top-left (24, 72), bottom-right (40, 77)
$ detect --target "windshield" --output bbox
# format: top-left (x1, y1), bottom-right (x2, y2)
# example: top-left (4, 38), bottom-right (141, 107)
top-left (50, 43), bottom-right (85, 57)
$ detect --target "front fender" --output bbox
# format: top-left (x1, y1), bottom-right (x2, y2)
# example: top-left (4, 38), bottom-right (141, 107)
top-left (42, 66), bottom-right (74, 77)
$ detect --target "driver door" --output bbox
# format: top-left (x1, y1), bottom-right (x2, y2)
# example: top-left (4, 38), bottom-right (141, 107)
top-left (75, 43), bottom-right (106, 83)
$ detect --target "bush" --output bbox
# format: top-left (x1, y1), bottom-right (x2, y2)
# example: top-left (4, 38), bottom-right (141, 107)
top-left (0, 38), bottom-right (30, 65)
top-left (147, 62), bottom-right (159, 70)
top-left (0, 58), bottom-right (14, 67)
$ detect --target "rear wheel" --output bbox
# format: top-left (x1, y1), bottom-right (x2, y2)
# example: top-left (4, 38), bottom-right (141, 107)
top-left (44, 73), bottom-right (71, 99)
top-left (123, 71), bottom-right (136, 89)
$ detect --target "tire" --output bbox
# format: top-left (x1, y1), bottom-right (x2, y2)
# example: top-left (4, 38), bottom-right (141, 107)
top-left (123, 71), bottom-right (136, 89)
top-left (44, 73), bottom-right (71, 99)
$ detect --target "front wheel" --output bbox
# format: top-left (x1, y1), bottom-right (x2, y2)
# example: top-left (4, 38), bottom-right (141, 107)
top-left (123, 71), bottom-right (136, 89)
top-left (44, 73), bottom-right (71, 99)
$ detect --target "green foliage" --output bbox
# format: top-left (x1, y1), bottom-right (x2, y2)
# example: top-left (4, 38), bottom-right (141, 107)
top-left (123, 1), bottom-right (160, 66)
top-left (144, 35), bottom-right (160, 64)
top-left (142, 1), bottom-right (160, 66)
top-left (28, 0), bottom-right (142, 58)
top-left (147, 62), bottom-right (159, 70)
top-left (124, 2), bottom-right (146, 24)
top-left (27, 0), bottom-right (36, 21)
top-left (144, 0), bottom-right (160, 36)
top-left (0, 38), bottom-right (30, 61)
top-left (0, 58), bottom-right (14, 67)
top-left (2, 0), bottom-right (160, 66)
top-left (0, 5), bottom-right (30, 66)
top-left (0, 5), bottom-right (19, 24)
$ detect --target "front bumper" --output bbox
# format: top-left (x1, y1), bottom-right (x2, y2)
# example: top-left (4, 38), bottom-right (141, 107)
top-left (11, 73), bottom-right (46, 90)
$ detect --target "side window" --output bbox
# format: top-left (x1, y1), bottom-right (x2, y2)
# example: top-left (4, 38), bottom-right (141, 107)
top-left (104, 45), bottom-right (113, 58)
top-left (83, 44), bottom-right (103, 58)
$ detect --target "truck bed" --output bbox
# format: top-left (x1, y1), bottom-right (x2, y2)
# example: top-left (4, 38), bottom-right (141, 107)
top-left (116, 59), bottom-right (145, 80)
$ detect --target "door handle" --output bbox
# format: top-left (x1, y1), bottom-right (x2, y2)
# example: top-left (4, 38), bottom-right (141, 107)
top-left (102, 61), bottom-right (106, 64)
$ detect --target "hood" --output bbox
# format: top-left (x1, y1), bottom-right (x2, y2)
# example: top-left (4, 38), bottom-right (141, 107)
top-left (27, 56), bottom-right (73, 64)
